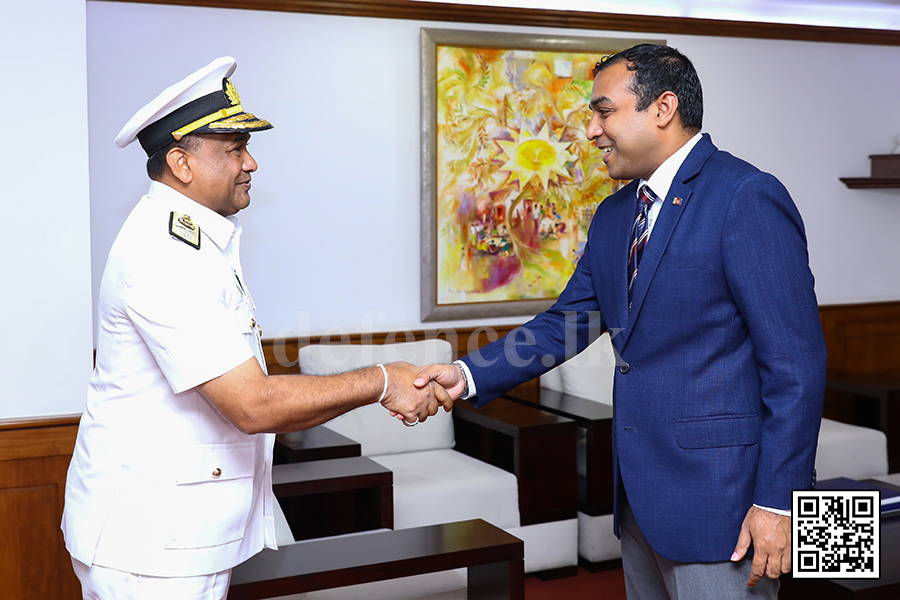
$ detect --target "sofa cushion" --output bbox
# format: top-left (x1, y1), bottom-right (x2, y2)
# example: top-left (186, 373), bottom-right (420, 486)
top-left (371, 449), bottom-right (520, 531)
top-left (815, 417), bottom-right (888, 480)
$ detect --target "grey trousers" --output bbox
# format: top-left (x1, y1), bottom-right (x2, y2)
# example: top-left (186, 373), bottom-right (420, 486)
top-left (619, 493), bottom-right (779, 600)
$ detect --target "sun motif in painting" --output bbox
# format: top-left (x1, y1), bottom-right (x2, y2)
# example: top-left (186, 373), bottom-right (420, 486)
top-left (497, 124), bottom-right (577, 190)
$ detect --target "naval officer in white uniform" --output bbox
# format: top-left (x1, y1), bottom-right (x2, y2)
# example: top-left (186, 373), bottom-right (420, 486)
top-left (63, 57), bottom-right (450, 599)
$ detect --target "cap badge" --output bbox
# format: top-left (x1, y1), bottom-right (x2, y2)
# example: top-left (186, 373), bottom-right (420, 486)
top-left (169, 211), bottom-right (201, 249)
top-left (225, 79), bottom-right (241, 107)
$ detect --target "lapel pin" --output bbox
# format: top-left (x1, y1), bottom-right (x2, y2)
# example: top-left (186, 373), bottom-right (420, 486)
top-left (673, 197), bottom-right (683, 205)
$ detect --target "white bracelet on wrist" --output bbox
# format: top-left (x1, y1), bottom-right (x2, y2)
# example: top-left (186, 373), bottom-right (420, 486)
top-left (376, 363), bottom-right (389, 403)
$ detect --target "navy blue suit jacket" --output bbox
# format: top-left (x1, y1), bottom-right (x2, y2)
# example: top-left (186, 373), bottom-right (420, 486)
top-left (461, 134), bottom-right (826, 563)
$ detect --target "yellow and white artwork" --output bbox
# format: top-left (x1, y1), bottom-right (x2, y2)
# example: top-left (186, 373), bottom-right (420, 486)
top-left (435, 44), bottom-right (626, 306)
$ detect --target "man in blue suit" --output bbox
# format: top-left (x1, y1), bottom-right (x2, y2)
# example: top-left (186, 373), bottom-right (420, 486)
top-left (415, 44), bottom-right (826, 599)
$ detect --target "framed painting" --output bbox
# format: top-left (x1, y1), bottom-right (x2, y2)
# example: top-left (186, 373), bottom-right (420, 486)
top-left (421, 28), bottom-right (664, 321)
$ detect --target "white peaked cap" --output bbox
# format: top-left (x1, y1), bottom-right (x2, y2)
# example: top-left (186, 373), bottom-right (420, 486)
top-left (114, 57), bottom-right (272, 156)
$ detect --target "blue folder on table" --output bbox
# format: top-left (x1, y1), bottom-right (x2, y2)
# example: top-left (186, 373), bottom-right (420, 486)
top-left (816, 477), bottom-right (900, 515)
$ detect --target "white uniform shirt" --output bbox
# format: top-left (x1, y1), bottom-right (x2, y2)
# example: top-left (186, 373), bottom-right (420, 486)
top-left (63, 181), bottom-right (277, 577)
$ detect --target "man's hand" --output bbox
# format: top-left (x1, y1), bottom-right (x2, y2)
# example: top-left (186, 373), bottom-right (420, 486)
top-left (381, 361), bottom-right (451, 425)
top-left (731, 505), bottom-right (792, 587)
top-left (414, 364), bottom-right (468, 401)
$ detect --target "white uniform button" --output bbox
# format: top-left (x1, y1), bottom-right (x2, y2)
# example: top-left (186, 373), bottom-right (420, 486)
top-left (212, 468), bottom-right (222, 479)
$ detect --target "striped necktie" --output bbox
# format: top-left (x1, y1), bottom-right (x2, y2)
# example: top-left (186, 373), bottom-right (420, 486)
top-left (628, 184), bottom-right (657, 311)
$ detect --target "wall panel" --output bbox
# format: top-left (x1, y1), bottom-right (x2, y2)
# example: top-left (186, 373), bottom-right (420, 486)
top-left (0, 418), bottom-right (81, 600)
top-left (821, 301), bottom-right (900, 375)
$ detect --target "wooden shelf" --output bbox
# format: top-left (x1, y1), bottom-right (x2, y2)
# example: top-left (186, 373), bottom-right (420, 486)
top-left (840, 177), bottom-right (900, 189)
top-left (841, 155), bottom-right (900, 188)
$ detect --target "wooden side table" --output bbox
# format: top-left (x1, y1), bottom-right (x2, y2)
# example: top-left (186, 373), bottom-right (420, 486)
top-left (273, 456), bottom-right (392, 541)
top-left (504, 386), bottom-right (614, 517)
top-left (452, 397), bottom-right (577, 527)
top-left (779, 478), bottom-right (900, 599)
top-left (274, 426), bottom-right (361, 464)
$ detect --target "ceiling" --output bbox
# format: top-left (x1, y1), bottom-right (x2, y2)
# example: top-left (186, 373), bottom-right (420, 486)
top-left (418, 0), bottom-right (900, 30)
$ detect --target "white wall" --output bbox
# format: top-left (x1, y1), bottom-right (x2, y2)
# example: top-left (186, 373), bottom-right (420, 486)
top-left (86, 2), bottom-right (900, 347)
top-left (0, 0), bottom-right (94, 418)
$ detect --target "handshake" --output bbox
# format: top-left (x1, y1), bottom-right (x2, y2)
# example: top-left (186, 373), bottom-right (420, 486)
top-left (377, 362), bottom-right (468, 427)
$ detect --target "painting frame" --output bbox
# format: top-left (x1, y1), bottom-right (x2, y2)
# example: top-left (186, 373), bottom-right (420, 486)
top-left (420, 28), bottom-right (664, 322)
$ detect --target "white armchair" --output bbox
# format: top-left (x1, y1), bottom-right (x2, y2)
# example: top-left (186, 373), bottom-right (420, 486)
top-left (814, 417), bottom-right (887, 480)
top-left (297, 338), bottom-right (577, 576)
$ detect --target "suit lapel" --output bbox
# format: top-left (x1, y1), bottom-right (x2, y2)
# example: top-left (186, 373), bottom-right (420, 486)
top-left (625, 181), bottom-right (692, 328)
top-left (620, 135), bottom-right (717, 346)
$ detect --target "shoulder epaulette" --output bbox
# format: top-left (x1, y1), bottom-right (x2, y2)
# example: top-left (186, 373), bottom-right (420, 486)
top-left (168, 211), bottom-right (200, 249)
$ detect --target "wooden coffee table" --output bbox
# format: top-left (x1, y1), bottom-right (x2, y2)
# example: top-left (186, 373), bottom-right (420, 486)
top-left (228, 518), bottom-right (524, 599)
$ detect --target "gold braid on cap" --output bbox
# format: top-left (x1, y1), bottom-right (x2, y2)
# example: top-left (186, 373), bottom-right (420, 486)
top-left (171, 78), bottom-right (244, 141)
top-left (212, 113), bottom-right (272, 130)
top-left (172, 105), bottom-right (245, 140)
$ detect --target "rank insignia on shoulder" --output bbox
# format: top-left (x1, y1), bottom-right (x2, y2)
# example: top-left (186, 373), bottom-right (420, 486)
top-left (169, 211), bottom-right (201, 249)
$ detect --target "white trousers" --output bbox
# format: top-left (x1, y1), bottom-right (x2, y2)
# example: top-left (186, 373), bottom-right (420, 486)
top-left (71, 558), bottom-right (232, 600)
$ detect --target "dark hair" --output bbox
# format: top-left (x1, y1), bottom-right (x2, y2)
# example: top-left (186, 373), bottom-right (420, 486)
top-left (145, 135), bottom-right (202, 181)
top-left (593, 44), bottom-right (703, 131)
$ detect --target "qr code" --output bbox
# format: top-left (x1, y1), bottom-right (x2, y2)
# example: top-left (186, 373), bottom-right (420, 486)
top-left (792, 490), bottom-right (880, 578)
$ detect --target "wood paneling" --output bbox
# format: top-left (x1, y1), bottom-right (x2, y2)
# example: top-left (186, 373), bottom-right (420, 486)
top-left (819, 301), bottom-right (900, 426)
top-left (820, 301), bottom-right (900, 375)
top-left (0, 425), bottom-right (78, 462)
top-left (2, 300), bottom-right (899, 599)
top-left (0, 417), bottom-right (81, 600)
top-left (264, 323), bottom-right (515, 369)
top-left (262, 323), bottom-right (543, 396)
top-left (109, 0), bottom-right (900, 47)
top-left (265, 302), bottom-right (900, 403)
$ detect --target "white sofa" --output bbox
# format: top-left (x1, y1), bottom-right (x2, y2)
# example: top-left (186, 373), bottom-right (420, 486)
top-left (296, 339), bottom-right (577, 576)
